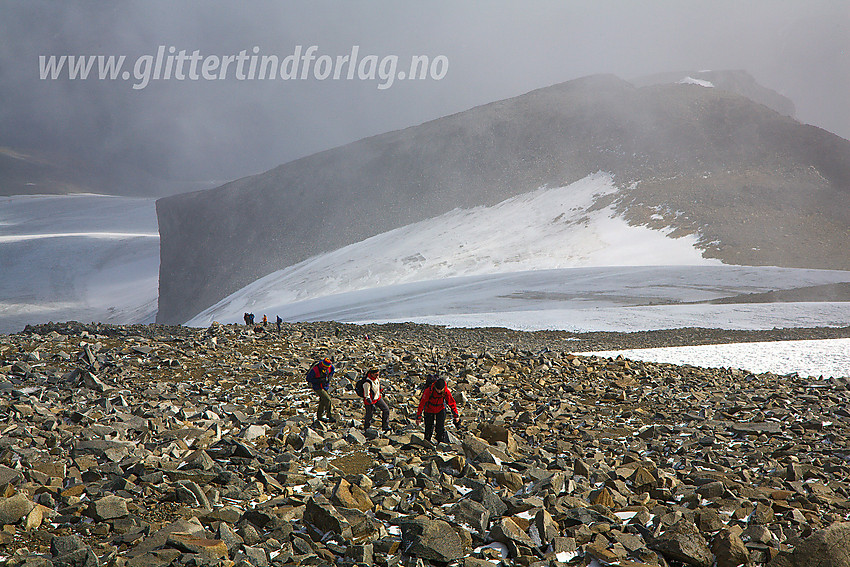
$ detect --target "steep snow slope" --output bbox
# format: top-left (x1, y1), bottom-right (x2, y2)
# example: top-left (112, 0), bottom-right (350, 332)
top-left (189, 173), bottom-right (719, 323)
top-left (187, 173), bottom-right (850, 333)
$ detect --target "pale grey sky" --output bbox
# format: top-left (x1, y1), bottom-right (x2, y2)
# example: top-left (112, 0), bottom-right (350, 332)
top-left (1, 0), bottom-right (847, 194)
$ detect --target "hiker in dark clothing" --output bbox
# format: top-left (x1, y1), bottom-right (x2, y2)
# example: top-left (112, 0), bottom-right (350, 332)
top-left (276, 315), bottom-right (282, 333)
top-left (361, 368), bottom-right (391, 432)
top-left (416, 377), bottom-right (459, 444)
top-left (305, 357), bottom-right (336, 423)
top-left (243, 313), bottom-right (251, 326)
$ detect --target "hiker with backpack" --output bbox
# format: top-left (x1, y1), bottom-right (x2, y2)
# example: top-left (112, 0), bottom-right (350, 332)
top-left (305, 357), bottom-right (336, 423)
top-left (415, 376), bottom-right (460, 444)
top-left (357, 367), bottom-right (391, 432)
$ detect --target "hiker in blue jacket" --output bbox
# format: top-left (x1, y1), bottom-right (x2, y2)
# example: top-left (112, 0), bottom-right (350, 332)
top-left (306, 357), bottom-right (336, 423)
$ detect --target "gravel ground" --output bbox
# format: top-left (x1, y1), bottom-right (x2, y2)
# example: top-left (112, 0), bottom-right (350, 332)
top-left (22, 320), bottom-right (850, 355)
top-left (330, 321), bottom-right (850, 354)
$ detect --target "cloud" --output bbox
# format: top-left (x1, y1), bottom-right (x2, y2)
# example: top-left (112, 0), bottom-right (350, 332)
top-left (1, 1), bottom-right (847, 196)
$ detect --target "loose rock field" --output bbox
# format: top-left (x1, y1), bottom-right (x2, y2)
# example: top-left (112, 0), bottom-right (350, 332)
top-left (1, 321), bottom-right (849, 567)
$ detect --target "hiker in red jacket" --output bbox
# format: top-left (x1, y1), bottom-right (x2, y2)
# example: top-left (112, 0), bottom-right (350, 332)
top-left (416, 377), bottom-right (459, 444)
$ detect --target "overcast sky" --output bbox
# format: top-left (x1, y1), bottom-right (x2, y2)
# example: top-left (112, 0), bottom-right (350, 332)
top-left (1, 1), bottom-right (848, 195)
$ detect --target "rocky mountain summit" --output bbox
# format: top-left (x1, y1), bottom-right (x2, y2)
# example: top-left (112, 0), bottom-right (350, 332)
top-left (1, 321), bottom-right (849, 566)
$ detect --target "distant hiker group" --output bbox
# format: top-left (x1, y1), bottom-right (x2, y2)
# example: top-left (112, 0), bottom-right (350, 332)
top-left (306, 356), bottom-right (461, 443)
top-left (243, 313), bottom-right (283, 333)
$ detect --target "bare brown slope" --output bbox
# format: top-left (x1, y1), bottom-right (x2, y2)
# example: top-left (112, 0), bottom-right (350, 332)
top-left (156, 74), bottom-right (850, 324)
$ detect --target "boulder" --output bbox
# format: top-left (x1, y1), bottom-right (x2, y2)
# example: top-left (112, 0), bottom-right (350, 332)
top-left (489, 516), bottom-right (536, 548)
top-left (530, 508), bottom-right (559, 547)
top-left (400, 517), bottom-right (465, 562)
top-left (478, 423), bottom-right (517, 453)
top-left (0, 493), bottom-right (34, 524)
top-left (85, 494), bottom-right (129, 521)
top-left (332, 477), bottom-right (373, 512)
top-left (450, 498), bottom-right (490, 535)
top-left (768, 522), bottom-right (850, 567)
top-left (166, 532), bottom-right (229, 560)
top-left (50, 535), bottom-right (99, 567)
top-left (303, 495), bottom-right (352, 539)
top-left (712, 529), bottom-right (750, 567)
top-left (468, 483), bottom-right (508, 518)
top-left (650, 518), bottom-right (714, 567)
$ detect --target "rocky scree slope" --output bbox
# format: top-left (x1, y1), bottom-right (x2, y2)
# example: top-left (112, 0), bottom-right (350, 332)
top-left (1, 321), bottom-right (850, 566)
top-left (156, 73), bottom-right (850, 324)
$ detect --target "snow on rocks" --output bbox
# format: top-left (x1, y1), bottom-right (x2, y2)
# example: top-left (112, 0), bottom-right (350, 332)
top-left (0, 320), bottom-right (848, 566)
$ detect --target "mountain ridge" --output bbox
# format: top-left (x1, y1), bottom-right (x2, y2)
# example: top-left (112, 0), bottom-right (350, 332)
top-left (156, 72), bottom-right (850, 324)
top-left (631, 69), bottom-right (796, 117)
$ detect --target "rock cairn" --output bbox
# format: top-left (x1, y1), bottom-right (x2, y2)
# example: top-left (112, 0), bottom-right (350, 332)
top-left (0, 321), bottom-right (849, 567)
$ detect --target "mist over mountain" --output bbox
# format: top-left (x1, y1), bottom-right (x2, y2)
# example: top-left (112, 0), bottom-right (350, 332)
top-left (4, 1), bottom-right (848, 198)
top-left (631, 69), bottom-right (796, 117)
top-left (155, 72), bottom-right (850, 324)
top-left (0, 146), bottom-right (206, 197)
top-left (0, 147), bottom-right (92, 196)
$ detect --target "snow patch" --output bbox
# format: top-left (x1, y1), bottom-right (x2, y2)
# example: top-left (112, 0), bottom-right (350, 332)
top-left (583, 338), bottom-right (850, 379)
top-left (679, 76), bottom-right (715, 88)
